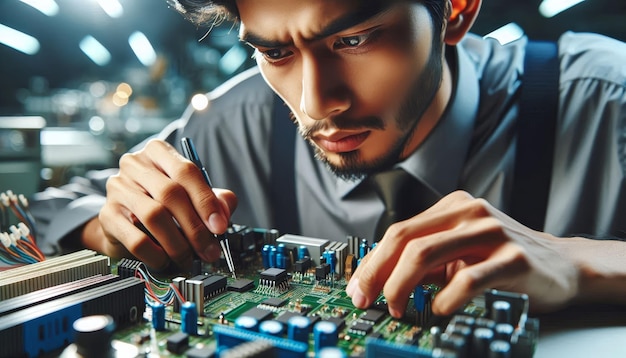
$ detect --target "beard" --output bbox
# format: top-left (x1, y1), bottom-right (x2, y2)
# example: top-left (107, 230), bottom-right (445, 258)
top-left (297, 44), bottom-right (444, 181)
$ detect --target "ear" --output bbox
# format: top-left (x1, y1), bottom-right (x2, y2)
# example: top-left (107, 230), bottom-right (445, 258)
top-left (444, 0), bottom-right (482, 45)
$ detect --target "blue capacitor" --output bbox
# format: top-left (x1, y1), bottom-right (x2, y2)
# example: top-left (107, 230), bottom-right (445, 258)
top-left (234, 315), bottom-right (259, 332)
top-left (269, 246), bottom-right (277, 268)
top-left (151, 302), bottom-right (166, 331)
top-left (298, 245), bottom-right (309, 260)
top-left (259, 320), bottom-right (284, 337)
top-left (276, 243), bottom-right (286, 269)
top-left (287, 315), bottom-right (311, 343)
top-left (317, 347), bottom-right (346, 358)
top-left (414, 286), bottom-right (429, 312)
top-left (181, 301), bottom-right (198, 335)
top-left (359, 241), bottom-right (369, 259)
top-left (262, 245), bottom-right (271, 269)
top-left (325, 251), bottom-right (336, 274)
top-left (313, 321), bottom-right (338, 351)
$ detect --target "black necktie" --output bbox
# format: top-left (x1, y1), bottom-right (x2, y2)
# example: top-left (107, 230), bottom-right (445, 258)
top-left (371, 169), bottom-right (439, 241)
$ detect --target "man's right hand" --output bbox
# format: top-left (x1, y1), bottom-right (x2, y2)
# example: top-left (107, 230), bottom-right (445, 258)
top-left (81, 139), bottom-right (238, 270)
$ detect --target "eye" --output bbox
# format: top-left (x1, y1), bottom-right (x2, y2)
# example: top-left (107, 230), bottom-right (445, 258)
top-left (339, 35), bottom-right (365, 47)
top-left (333, 31), bottom-right (377, 50)
top-left (256, 48), bottom-right (293, 63)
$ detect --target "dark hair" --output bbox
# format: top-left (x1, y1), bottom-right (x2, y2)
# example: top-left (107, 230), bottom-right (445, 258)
top-left (169, 0), bottom-right (448, 33)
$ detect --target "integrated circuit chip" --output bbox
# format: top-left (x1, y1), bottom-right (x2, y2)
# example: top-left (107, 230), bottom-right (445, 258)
top-left (240, 307), bottom-right (273, 322)
top-left (262, 297), bottom-right (287, 307)
top-left (361, 309), bottom-right (385, 324)
top-left (350, 322), bottom-right (374, 335)
top-left (227, 278), bottom-right (255, 292)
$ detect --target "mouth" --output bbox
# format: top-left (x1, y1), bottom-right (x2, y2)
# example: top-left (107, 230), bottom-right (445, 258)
top-left (313, 131), bottom-right (371, 153)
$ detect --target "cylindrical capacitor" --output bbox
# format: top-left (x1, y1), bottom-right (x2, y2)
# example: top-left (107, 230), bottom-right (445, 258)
top-left (298, 245), bottom-right (309, 260)
top-left (314, 321), bottom-right (339, 351)
top-left (276, 247), bottom-right (285, 269)
top-left (259, 320), bottom-right (284, 336)
top-left (234, 315), bottom-right (259, 332)
top-left (181, 301), bottom-right (198, 335)
top-left (151, 302), bottom-right (166, 331)
top-left (270, 246), bottom-right (277, 268)
top-left (325, 250), bottom-right (336, 274)
top-left (430, 326), bottom-right (442, 348)
top-left (359, 240), bottom-right (369, 259)
top-left (494, 323), bottom-right (514, 341)
top-left (72, 315), bottom-right (116, 358)
top-left (262, 245), bottom-right (271, 268)
top-left (491, 300), bottom-right (512, 324)
top-left (489, 340), bottom-right (511, 358)
top-left (287, 315), bottom-right (311, 343)
top-left (472, 327), bottom-right (495, 357)
top-left (316, 347), bottom-right (346, 358)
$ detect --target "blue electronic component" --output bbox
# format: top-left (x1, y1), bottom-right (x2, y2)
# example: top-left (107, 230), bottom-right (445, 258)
top-left (235, 315), bottom-right (259, 332)
top-left (213, 324), bottom-right (308, 358)
top-left (270, 246), bottom-right (277, 268)
top-left (317, 347), bottom-right (346, 358)
top-left (181, 302), bottom-right (198, 335)
top-left (359, 240), bottom-right (369, 259)
top-left (287, 316), bottom-right (311, 343)
top-left (414, 286), bottom-right (429, 312)
top-left (364, 338), bottom-right (432, 358)
top-left (276, 243), bottom-right (286, 269)
top-left (313, 321), bottom-right (338, 351)
top-left (259, 320), bottom-right (284, 336)
top-left (323, 250), bottom-right (336, 274)
top-left (262, 245), bottom-right (271, 269)
top-left (151, 302), bottom-right (165, 331)
top-left (298, 245), bottom-right (309, 260)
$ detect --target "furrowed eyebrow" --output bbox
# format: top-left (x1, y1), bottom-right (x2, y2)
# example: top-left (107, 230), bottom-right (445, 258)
top-left (240, 2), bottom-right (390, 48)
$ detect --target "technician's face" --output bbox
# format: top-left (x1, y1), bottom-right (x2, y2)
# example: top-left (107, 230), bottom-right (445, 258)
top-left (237, 0), bottom-right (446, 180)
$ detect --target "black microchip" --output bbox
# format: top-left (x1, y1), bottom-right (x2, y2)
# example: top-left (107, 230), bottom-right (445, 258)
top-left (240, 307), bottom-right (273, 322)
top-left (350, 322), bottom-right (373, 335)
top-left (185, 345), bottom-right (216, 358)
top-left (262, 297), bottom-right (287, 307)
top-left (361, 309), bottom-right (385, 324)
top-left (308, 315), bottom-right (321, 327)
top-left (203, 274), bottom-right (227, 297)
top-left (166, 332), bottom-right (189, 354)
top-left (227, 278), bottom-right (255, 292)
top-left (294, 257), bottom-right (311, 273)
top-left (325, 317), bottom-right (345, 331)
top-left (276, 311), bottom-right (304, 325)
top-left (260, 268), bottom-right (288, 283)
top-left (369, 332), bottom-right (383, 339)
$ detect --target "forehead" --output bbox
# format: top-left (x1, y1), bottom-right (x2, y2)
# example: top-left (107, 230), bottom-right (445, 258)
top-left (236, 0), bottom-right (396, 45)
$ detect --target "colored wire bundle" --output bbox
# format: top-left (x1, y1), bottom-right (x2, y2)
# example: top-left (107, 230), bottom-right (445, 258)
top-left (0, 190), bottom-right (44, 266)
top-left (133, 264), bottom-right (185, 306)
top-left (0, 222), bottom-right (46, 265)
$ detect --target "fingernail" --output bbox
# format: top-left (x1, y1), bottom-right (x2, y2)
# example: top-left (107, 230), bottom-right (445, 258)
top-left (389, 307), bottom-right (402, 318)
top-left (346, 278), bottom-right (357, 296)
top-left (207, 212), bottom-right (226, 233)
top-left (351, 286), bottom-right (368, 308)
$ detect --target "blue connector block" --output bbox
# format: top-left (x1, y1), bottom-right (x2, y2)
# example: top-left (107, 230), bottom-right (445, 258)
top-left (213, 325), bottom-right (308, 358)
top-left (365, 338), bottom-right (432, 358)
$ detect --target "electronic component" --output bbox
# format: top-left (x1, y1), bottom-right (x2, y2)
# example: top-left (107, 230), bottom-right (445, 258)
top-left (186, 346), bottom-right (217, 358)
top-left (361, 309), bottom-right (385, 324)
top-left (185, 274), bottom-right (227, 316)
top-left (235, 315), bottom-right (260, 332)
top-left (227, 278), bottom-right (255, 292)
top-left (151, 302), bottom-right (166, 331)
top-left (350, 322), bottom-right (374, 336)
top-left (313, 321), bottom-right (339, 351)
top-left (116, 257), bottom-right (143, 278)
top-left (259, 319), bottom-right (284, 336)
top-left (287, 316), bottom-right (311, 343)
top-left (240, 307), bottom-right (274, 323)
top-left (181, 301), bottom-right (198, 335)
top-left (258, 267), bottom-right (289, 294)
top-left (213, 325), bottom-right (308, 357)
top-left (262, 297), bottom-right (287, 308)
top-left (0, 249), bottom-right (110, 299)
top-left (166, 332), bottom-right (189, 354)
top-left (0, 277), bottom-right (144, 358)
top-left (276, 234), bottom-right (329, 266)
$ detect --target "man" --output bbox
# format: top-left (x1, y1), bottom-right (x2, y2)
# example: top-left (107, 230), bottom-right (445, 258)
top-left (32, 0), bottom-right (626, 318)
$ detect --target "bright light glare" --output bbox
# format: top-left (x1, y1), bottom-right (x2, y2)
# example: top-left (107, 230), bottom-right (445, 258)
top-left (79, 35), bottom-right (111, 66)
top-left (97, 0), bottom-right (124, 18)
top-left (19, 0), bottom-right (59, 16)
top-left (484, 23), bottom-right (525, 45)
top-left (191, 93), bottom-right (210, 111)
top-left (129, 31), bottom-right (157, 67)
top-left (219, 44), bottom-right (248, 75)
top-left (89, 116), bottom-right (106, 134)
top-left (539, 0), bottom-right (585, 18)
top-left (0, 24), bottom-right (40, 55)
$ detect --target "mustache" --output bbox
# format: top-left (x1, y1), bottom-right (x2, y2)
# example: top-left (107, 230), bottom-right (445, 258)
top-left (299, 116), bottom-right (385, 140)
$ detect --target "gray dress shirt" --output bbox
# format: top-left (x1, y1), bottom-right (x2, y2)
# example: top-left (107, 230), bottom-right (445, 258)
top-left (31, 32), bottom-right (626, 254)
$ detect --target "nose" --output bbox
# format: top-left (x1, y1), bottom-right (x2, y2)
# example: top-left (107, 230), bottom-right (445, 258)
top-left (300, 54), bottom-right (350, 120)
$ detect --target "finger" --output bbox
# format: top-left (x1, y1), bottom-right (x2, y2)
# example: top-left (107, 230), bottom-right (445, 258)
top-left (432, 243), bottom-right (529, 315)
top-left (98, 202), bottom-right (170, 270)
top-left (348, 196), bottom-right (482, 309)
top-left (382, 217), bottom-right (504, 317)
top-left (144, 140), bottom-right (230, 234)
top-left (107, 169), bottom-right (195, 268)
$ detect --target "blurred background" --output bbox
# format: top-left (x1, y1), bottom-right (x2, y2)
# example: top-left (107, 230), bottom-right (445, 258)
top-left (0, 0), bottom-right (625, 198)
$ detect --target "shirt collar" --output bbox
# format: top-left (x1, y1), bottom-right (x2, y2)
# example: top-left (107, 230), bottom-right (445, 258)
top-left (336, 43), bottom-right (479, 197)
